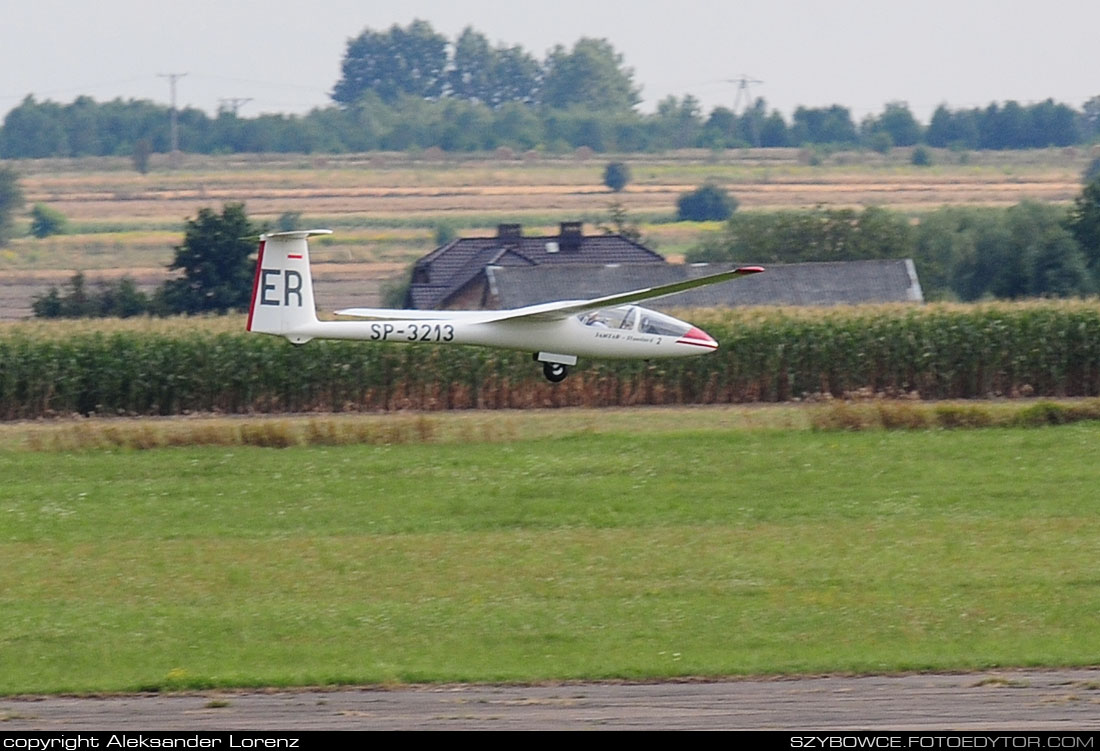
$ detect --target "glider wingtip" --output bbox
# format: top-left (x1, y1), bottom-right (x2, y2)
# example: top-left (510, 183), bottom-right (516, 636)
top-left (736, 266), bottom-right (765, 275)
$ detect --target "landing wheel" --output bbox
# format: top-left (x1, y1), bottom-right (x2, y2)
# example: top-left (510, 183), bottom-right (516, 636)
top-left (542, 362), bottom-right (569, 383)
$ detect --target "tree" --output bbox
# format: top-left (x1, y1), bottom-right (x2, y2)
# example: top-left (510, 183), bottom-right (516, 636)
top-left (0, 96), bottom-right (69, 158)
top-left (1083, 95), bottom-right (1100, 141)
top-left (489, 45), bottom-right (541, 107)
top-left (864, 102), bottom-right (921, 147)
top-left (758, 110), bottom-right (791, 147)
top-left (791, 105), bottom-right (857, 144)
top-left (443, 27), bottom-right (542, 108)
top-left (597, 200), bottom-right (644, 244)
top-left (676, 183), bottom-right (737, 222)
top-left (926, 105), bottom-right (980, 149)
top-left (0, 165), bottom-right (24, 245)
top-left (1066, 178), bottom-right (1100, 279)
top-left (132, 138), bottom-right (152, 174)
top-left (540, 38), bottom-right (640, 112)
top-left (332, 20), bottom-right (449, 105)
top-left (30, 203), bottom-right (67, 238)
top-left (652, 95), bottom-right (703, 148)
top-left (1083, 158), bottom-right (1100, 185)
top-left (158, 203), bottom-right (257, 314)
top-left (448, 27), bottom-right (494, 103)
top-left (603, 161), bottom-right (631, 191)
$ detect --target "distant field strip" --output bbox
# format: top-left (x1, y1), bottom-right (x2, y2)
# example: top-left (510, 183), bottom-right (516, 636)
top-left (1, 423), bottom-right (1097, 693)
top-left (23, 179), bottom-right (1083, 222)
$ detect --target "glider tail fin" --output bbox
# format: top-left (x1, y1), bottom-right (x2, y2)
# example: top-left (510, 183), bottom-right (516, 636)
top-left (246, 230), bottom-right (331, 343)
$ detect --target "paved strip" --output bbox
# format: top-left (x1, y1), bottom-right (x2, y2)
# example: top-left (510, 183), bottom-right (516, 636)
top-left (3, 669), bottom-right (1099, 731)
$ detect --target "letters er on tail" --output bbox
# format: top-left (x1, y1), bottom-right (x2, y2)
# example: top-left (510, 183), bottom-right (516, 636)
top-left (247, 230), bottom-right (763, 382)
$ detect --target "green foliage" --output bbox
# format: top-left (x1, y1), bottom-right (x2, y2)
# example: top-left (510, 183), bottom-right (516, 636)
top-left (652, 95), bottom-right (703, 148)
top-left (596, 200), bottom-right (645, 245)
top-left (1082, 158), bottom-right (1100, 185)
top-left (602, 161), bottom-right (631, 191)
top-left (29, 203), bottom-right (67, 238)
top-left (689, 205), bottom-right (912, 264)
top-left (911, 145), bottom-right (932, 166)
top-left (676, 183), bottom-right (737, 222)
top-left (862, 102), bottom-right (922, 147)
top-left (447, 27), bottom-right (541, 107)
top-left (381, 266), bottom-right (414, 308)
top-left (0, 164), bottom-right (24, 245)
top-left (158, 203), bottom-right (256, 315)
top-left (132, 138), bottom-right (152, 174)
top-left (276, 211), bottom-right (302, 232)
top-left (0, 86), bottom-right (1092, 158)
top-left (432, 220), bottom-right (457, 247)
top-left (10, 302), bottom-right (1100, 417)
top-left (541, 37), bottom-right (640, 112)
top-left (867, 130), bottom-right (893, 154)
top-left (1067, 178), bottom-right (1100, 281)
top-left (332, 19), bottom-right (449, 105)
top-left (792, 105), bottom-right (858, 145)
top-left (689, 203), bottom-right (1092, 301)
top-left (31, 273), bottom-right (149, 319)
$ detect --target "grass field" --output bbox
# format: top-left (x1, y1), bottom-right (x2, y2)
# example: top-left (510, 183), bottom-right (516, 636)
top-left (1, 408), bottom-right (1098, 694)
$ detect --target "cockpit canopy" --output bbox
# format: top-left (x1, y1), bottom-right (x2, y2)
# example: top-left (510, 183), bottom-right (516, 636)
top-left (578, 305), bottom-right (692, 337)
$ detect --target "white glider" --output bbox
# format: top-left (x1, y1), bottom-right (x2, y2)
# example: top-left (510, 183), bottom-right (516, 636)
top-left (247, 230), bottom-right (763, 382)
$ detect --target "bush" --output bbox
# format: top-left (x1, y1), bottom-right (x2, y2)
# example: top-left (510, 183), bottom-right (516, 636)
top-left (1084, 157), bottom-right (1100, 185)
top-left (868, 131), bottom-right (893, 155)
top-left (911, 146), bottom-right (933, 167)
top-left (31, 273), bottom-right (150, 318)
top-left (276, 211), bottom-right (302, 231)
top-left (30, 203), bottom-right (67, 238)
top-left (603, 161), bottom-right (631, 192)
top-left (676, 183), bottom-right (737, 222)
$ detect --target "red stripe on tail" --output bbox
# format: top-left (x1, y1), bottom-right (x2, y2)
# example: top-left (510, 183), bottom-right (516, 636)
top-left (246, 240), bottom-right (266, 331)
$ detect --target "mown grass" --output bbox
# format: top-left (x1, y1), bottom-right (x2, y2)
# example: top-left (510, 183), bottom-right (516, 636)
top-left (1, 420), bottom-right (1098, 694)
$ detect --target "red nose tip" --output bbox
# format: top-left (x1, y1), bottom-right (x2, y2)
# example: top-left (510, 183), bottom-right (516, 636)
top-left (677, 327), bottom-right (718, 349)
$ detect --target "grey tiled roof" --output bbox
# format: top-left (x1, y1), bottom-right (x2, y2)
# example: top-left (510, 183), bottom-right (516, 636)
top-left (487, 260), bottom-right (924, 309)
top-left (408, 232), bottom-right (665, 309)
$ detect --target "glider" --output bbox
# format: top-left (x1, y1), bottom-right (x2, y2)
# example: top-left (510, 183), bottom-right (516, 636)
top-left (247, 230), bottom-right (763, 382)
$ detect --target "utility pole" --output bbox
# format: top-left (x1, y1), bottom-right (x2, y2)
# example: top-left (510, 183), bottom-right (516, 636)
top-left (726, 74), bottom-right (764, 147)
top-left (158, 72), bottom-right (187, 168)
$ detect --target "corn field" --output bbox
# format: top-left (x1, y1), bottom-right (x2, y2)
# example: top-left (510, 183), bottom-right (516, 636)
top-left (4, 303), bottom-right (1100, 419)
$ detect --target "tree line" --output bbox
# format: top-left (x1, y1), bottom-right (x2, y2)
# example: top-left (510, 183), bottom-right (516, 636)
top-left (688, 178), bottom-right (1100, 302)
top-left (2, 20), bottom-right (1098, 159)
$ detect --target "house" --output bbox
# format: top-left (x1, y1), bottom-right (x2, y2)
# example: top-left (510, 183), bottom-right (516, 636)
top-left (405, 222), bottom-right (666, 309)
top-left (485, 259), bottom-right (924, 309)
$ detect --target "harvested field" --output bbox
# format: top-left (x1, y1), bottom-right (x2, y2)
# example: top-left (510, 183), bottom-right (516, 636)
top-left (1, 148), bottom-right (1092, 319)
top-left (21, 176), bottom-right (1084, 222)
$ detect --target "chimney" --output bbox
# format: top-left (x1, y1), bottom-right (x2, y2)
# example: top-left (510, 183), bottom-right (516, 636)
top-left (559, 221), bottom-right (583, 252)
top-left (497, 223), bottom-right (522, 242)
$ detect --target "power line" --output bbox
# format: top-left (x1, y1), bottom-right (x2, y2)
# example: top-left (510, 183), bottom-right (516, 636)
top-left (725, 74), bottom-right (764, 146)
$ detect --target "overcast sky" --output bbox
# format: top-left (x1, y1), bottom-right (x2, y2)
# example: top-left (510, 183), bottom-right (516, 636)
top-left (2, 0), bottom-right (1097, 124)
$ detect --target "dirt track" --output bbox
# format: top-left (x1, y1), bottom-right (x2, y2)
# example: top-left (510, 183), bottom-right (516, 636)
top-left (3, 670), bottom-right (1099, 730)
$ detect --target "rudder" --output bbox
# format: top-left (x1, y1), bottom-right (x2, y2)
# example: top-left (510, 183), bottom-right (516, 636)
top-left (246, 230), bottom-right (331, 343)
